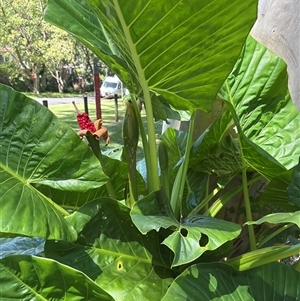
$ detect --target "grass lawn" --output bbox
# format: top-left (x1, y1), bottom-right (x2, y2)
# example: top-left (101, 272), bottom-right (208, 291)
top-left (47, 98), bottom-right (163, 161)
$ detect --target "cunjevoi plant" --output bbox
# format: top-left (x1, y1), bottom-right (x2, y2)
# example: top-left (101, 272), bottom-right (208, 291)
top-left (0, 0), bottom-right (299, 300)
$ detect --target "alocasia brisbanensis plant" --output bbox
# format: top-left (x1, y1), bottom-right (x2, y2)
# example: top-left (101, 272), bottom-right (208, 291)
top-left (1, 0), bottom-right (299, 300)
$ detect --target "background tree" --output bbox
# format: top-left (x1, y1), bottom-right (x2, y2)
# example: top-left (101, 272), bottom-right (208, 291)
top-left (0, 0), bottom-right (76, 93)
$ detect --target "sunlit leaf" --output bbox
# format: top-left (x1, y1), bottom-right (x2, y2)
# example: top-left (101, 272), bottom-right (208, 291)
top-left (219, 36), bottom-right (300, 179)
top-left (0, 84), bottom-right (107, 239)
top-left (162, 262), bottom-right (300, 300)
top-left (0, 255), bottom-right (113, 300)
top-left (245, 211), bottom-right (300, 227)
top-left (45, 0), bottom-right (258, 112)
top-left (46, 198), bottom-right (175, 301)
top-left (0, 85), bottom-right (108, 191)
top-left (131, 191), bottom-right (241, 266)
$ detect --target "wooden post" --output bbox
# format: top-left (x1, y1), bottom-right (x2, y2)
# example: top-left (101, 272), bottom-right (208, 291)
top-left (114, 94), bottom-right (119, 122)
top-left (83, 95), bottom-right (89, 115)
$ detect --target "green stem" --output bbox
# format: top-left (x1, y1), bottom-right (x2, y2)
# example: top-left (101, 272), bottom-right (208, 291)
top-left (61, 205), bottom-right (79, 212)
top-left (97, 151), bottom-right (117, 199)
top-left (204, 176), bottom-right (210, 211)
top-left (130, 94), bottom-right (151, 178)
top-left (241, 158), bottom-right (256, 251)
top-left (130, 93), bottom-right (159, 192)
top-left (170, 111), bottom-right (195, 219)
top-left (47, 196), bottom-right (70, 216)
top-left (204, 174), bottom-right (262, 217)
top-left (142, 90), bottom-right (160, 192)
top-left (225, 80), bottom-right (256, 251)
top-left (86, 135), bottom-right (117, 199)
top-left (227, 244), bottom-right (300, 271)
top-left (113, 0), bottom-right (159, 192)
top-left (257, 223), bottom-right (294, 248)
top-left (158, 140), bottom-right (170, 199)
top-left (188, 186), bottom-right (223, 217)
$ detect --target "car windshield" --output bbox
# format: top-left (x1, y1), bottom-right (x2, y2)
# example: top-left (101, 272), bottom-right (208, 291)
top-left (103, 82), bottom-right (117, 88)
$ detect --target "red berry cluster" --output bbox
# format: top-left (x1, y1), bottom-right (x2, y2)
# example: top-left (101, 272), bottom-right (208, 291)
top-left (77, 113), bottom-right (96, 133)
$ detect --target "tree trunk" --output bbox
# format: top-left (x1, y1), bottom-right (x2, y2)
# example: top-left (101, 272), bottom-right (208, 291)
top-left (55, 70), bottom-right (65, 93)
top-left (32, 74), bottom-right (40, 94)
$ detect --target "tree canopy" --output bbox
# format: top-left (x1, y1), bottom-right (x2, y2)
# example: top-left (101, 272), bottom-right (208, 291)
top-left (0, 0), bottom-right (78, 92)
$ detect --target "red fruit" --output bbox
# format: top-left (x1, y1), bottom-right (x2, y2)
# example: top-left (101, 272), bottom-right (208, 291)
top-left (72, 102), bottom-right (96, 132)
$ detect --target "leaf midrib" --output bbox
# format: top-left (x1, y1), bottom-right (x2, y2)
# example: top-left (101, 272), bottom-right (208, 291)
top-left (0, 161), bottom-right (27, 184)
top-left (0, 262), bottom-right (48, 301)
top-left (91, 245), bottom-right (169, 268)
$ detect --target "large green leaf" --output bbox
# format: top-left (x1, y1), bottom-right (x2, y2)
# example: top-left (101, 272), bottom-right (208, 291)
top-left (0, 166), bottom-right (75, 240)
top-left (161, 262), bottom-right (300, 300)
top-left (0, 85), bottom-right (108, 191)
top-left (131, 191), bottom-right (241, 266)
top-left (0, 255), bottom-right (113, 300)
top-left (0, 84), bottom-right (107, 239)
top-left (45, 0), bottom-right (258, 112)
top-left (45, 198), bottom-right (175, 301)
top-left (219, 36), bottom-right (300, 179)
top-left (37, 151), bottom-right (146, 208)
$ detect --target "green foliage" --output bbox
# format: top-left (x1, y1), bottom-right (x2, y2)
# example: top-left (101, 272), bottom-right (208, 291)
top-left (162, 262), bottom-right (300, 300)
top-left (219, 36), bottom-right (300, 179)
top-left (1, 0), bottom-right (299, 300)
top-left (46, 198), bottom-right (175, 301)
top-left (0, 255), bottom-right (113, 300)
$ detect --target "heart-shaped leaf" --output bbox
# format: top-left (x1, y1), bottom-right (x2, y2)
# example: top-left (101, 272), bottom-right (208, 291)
top-left (219, 36), bottom-right (300, 179)
top-left (45, 198), bottom-right (175, 301)
top-left (0, 85), bottom-right (108, 191)
top-left (131, 191), bottom-right (241, 266)
top-left (0, 84), bottom-right (107, 239)
top-left (45, 0), bottom-right (258, 112)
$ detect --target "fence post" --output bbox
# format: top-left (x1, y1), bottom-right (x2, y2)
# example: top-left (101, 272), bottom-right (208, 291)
top-left (83, 95), bottom-right (89, 115)
top-left (114, 94), bottom-right (119, 122)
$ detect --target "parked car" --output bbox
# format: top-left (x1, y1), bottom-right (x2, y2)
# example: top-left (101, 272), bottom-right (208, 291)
top-left (100, 75), bottom-right (126, 98)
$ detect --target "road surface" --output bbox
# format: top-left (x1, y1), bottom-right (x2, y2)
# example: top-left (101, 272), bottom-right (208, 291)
top-left (34, 96), bottom-right (98, 105)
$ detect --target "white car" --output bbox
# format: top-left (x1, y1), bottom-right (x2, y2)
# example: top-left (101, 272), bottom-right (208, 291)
top-left (100, 75), bottom-right (123, 98)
